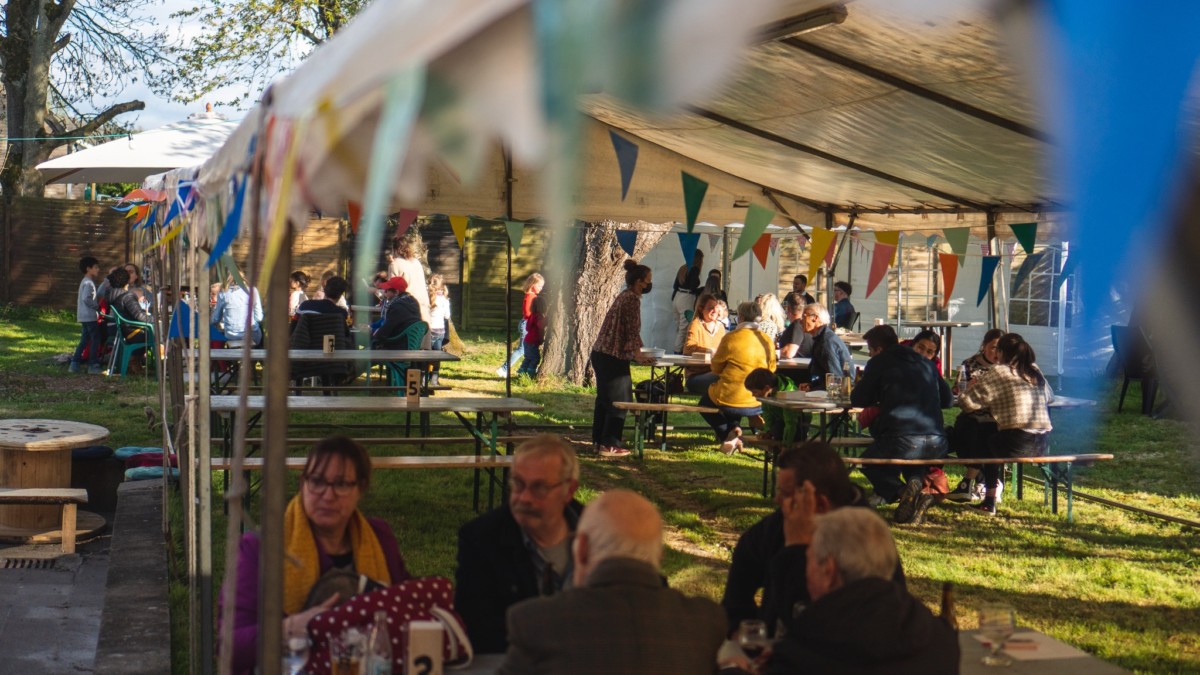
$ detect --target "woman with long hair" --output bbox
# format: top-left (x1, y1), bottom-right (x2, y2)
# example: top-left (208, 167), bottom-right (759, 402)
top-left (388, 234), bottom-right (430, 340)
top-left (590, 260), bottom-right (655, 457)
top-left (496, 272), bottom-right (544, 377)
top-left (756, 293), bottom-right (787, 343)
top-left (956, 333), bottom-right (1054, 514)
top-left (682, 292), bottom-right (726, 394)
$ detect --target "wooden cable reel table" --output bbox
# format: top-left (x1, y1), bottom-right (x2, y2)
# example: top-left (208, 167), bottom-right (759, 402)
top-left (0, 419), bottom-right (109, 544)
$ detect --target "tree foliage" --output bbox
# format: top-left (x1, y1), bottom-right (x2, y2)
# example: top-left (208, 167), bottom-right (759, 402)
top-left (169, 0), bottom-right (367, 107)
top-left (1, 0), bottom-right (171, 197)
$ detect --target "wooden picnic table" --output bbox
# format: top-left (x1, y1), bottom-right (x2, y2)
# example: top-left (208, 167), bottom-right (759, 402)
top-left (0, 419), bottom-right (108, 544)
top-left (207, 348), bottom-right (457, 362)
top-left (958, 628), bottom-right (1128, 674)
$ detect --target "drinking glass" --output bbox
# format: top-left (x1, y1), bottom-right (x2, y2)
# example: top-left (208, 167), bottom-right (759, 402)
top-left (979, 603), bottom-right (1016, 666)
top-left (737, 619), bottom-right (770, 661)
top-left (331, 628), bottom-right (366, 675)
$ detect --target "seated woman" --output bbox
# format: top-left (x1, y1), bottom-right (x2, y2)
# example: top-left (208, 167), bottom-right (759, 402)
top-left (225, 436), bottom-right (410, 674)
top-left (682, 293), bottom-right (726, 395)
top-left (903, 329), bottom-right (943, 373)
top-left (946, 328), bottom-right (1005, 502)
top-left (699, 301), bottom-right (777, 454)
top-left (756, 293), bottom-right (787, 344)
top-left (956, 333), bottom-right (1054, 515)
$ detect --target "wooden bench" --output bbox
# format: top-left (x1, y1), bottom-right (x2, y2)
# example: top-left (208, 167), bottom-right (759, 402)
top-left (613, 401), bottom-right (720, 459)
top-left (0, 488), bottom-right (88, 553)
top-left (842, 454), bottom-right (1115, 522)
top-left (210, 455), bottom-right (513, 471)
top-left (223, 435), bottom-right (537, 447)
top-left (744, 436), bottom-right (874, 498)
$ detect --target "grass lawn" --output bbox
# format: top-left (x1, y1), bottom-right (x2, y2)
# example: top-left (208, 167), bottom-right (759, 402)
top-left (1, 306), bottom-right (1198, 673)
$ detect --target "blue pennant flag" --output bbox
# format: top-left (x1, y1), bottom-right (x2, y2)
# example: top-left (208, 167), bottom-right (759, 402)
top-left (1053, 254), bottom-right (1079, 294)
top-left (678, 232), bottom-right (701, 268)
top-left (609, 130), bottom-right (639, 201)
top-left (616, 230), bottom-right (638, 257)
top-left (206, 177), bottom-right (247, 268)
top-left (976, 255), bottom-right (1001, 307)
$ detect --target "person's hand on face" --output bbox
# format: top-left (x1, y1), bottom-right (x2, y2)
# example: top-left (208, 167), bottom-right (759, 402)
top-left (780, 480), bottom-right (818, 546)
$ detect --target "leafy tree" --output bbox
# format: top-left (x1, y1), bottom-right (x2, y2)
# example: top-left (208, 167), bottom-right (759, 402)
top-left (1, 0), bottom-right (171, 198)
top-left (169, 0), bottom-right (366, 107)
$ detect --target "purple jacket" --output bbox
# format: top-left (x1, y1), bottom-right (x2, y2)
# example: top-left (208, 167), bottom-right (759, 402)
top-left (225, 517), bottom-right (410, 674)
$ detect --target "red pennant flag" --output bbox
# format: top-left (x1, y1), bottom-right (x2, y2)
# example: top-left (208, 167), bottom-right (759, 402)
top-left (347, 201), bottom-right (362, 234)
top-left (395, 208), bottom-right (418, 238)
top-left (939, 252), bottom-right (959, 308)
top-left (752, 233), bottom-right (771, 269)
top-left (866, 242), bottom-right (895, 298)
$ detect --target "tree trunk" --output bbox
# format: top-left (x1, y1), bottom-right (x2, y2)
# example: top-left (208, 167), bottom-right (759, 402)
top-left (540, 220), bottom-right (670, 385)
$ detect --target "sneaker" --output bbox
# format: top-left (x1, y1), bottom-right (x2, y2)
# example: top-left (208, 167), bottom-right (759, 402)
top-left (866, 494), bottom-right (890, 508)
top-left (993, 480), bottom-right (1004, 505)
top-left (970, 481), bottom-right (987, 502)
top-left (598, 446), bottom-right (631, 458)
top-left (87, 363), bottom-right (102, 375)
top-left (893, 479), bottom-right (926, 524)
top-left (719, 439), bottom-right (739, 455)
top-left (68, 361), bottom-right (81, 374)
top-left (975, 498), bottom-right (997, 515)
top-left (946, 479), bottom-right (975, 503)
top-left (495, 367), bottom-right (508, 377)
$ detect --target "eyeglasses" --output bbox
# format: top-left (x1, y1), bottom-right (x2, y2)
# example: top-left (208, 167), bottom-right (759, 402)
top-left (509, 478), bottom-right (566, 499)
top-left (304, 476), bottom-right (359, 496)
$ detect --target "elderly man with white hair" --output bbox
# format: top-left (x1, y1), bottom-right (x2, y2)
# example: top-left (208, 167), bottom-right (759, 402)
top-left (799, 303), bottom-right (851, 391)
top-left (762, 507), bottom-right (959, 674)
top-left (498, 489), bottom-right (726, 675)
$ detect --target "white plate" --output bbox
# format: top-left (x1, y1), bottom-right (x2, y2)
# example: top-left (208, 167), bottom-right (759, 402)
top-left (805, 390), bottom-right (829, 399)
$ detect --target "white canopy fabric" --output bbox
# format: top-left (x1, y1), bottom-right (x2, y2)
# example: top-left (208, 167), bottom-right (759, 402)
top-left (37, 115), bottom-right (239, 184)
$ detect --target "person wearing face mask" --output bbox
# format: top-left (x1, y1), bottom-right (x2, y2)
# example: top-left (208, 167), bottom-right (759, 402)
top-left (589, 259), bottom-right (656, 458)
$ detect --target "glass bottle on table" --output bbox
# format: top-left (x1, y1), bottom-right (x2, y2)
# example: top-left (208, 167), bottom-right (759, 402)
top-left (840, 359), bottom-right (853, 402)
top-left (366, 610), bottom-right (393, 675)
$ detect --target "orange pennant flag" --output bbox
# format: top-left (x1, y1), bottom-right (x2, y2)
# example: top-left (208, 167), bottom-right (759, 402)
top-left (874, 231), bottom-right (900, 266)
top-left (449, 215), bottom-right (469, 249)
top-left (347, 201), bottom-right (362, 233)
top-left (939, 252), bottom-right (959, 308)
top-left (808, 228), bottom-right (837, 282)
top-left (752, 233), bottom-right (771, 269)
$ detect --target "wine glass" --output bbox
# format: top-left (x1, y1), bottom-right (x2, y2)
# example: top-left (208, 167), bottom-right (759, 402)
top-left (737, 619), bottom-right (770, 662)
top-left (978, 603), bottom-right (1016, 666)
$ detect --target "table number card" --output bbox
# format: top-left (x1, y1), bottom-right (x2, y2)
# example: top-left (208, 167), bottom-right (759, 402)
top-left (406, 620), bottom-right (444, 675)
top-left (406, 369), bottom-right (422, 407)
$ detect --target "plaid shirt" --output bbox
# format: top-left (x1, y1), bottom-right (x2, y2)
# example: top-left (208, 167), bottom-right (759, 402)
top-left (958, 364), bottom-right (1054, 431)
top-left (592, 289), bottom-right (643, 360)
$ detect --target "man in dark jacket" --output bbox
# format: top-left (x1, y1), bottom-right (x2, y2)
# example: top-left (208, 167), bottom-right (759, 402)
top-left (722, 442), bottom-right (905, 637)
top-left (800, 304), bottom-right (851, 390)
top-left (851, 324), bottom-right (953, 524)
top-left (762, 508), bottom-right (958, 675)
top-left (455, 435), bottom-right (583, 653)
top-left (370, 276), bottom-right (421, 347)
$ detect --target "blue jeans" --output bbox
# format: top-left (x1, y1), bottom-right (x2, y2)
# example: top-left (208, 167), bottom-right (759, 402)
top-left (862, 434), bottom-right (948, 502)
top-left (499, 319), bottom-right (527, 373)
top-left (519, 342), bottom-right (541, 376)
top-left (430, 331), bottom-right (445, 373)
top-left (685, 371), bottom-right (718, 396)
top-left (73, 321), bottom-right (104, 366)
top-left (698, 392), bottom-right (762, 443)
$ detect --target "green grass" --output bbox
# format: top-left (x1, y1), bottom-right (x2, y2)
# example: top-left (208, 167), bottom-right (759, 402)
top-left (1, 310), bottom-right (1198, 673)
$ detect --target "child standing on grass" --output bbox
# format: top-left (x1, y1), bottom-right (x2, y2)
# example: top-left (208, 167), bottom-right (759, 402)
top-left (518, 296), bottom-right (547, 378)
top-left (71, 256), bottom-right (103, 374)
top-left (428, 274), bottom-right (451, 385)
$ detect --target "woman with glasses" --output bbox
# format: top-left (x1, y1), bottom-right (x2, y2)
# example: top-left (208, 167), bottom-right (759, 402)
top-left (224, 436), bottom-right (410, 674)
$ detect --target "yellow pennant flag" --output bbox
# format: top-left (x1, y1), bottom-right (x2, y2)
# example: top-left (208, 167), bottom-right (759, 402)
top-left (144, 221), bottom-right (185, 253)
top-left (874, 231), bottom-right (900, 266)
top-left (449, 215), bottom-right (469, 249)
top-left (808, 228), bottom-right (837, 282)
top-left (262, 118), bottom-right (308, 285)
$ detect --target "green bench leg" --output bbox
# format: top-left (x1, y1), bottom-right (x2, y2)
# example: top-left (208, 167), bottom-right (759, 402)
top-left (633, 412), bottom-right (645, 461)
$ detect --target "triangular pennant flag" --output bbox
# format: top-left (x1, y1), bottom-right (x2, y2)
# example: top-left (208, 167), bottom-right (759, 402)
top-left (347, 201), bottom-right (362, 233)
top-left (768, 237), bottom-right (779, 253)
top-left (207, 176), bottom-right (247, 268)
top-left (449, 215), bottom-right (469, 249)
top-left (144, 221), bottom-right (184, 253)
top-left (823, 237), bottom-right (837, 268)
top-left (938, 252), bottom-right (959, 308)
top-left (616, 230), bottom-right (638, 257)
top-left (681, 172), bottom-right (708, 233)
top-left (1053, 254), bottom-right (1078, 294)
top-left (1009, 222), bottom-right (1038, 255)
top-left (395, 208), bottom-right (419, 238)
top-left (866, 242), bottom-right (895, 298)
top-left (752, 233), bottom-right (771, 269)
top-left (874, 231), bottom-right (900, 266)
top-left (707, 233), bottom-right (721, 252)
top-left (926, 234), bottom-right (940, 249)
top-left (732, 204), bottom-right (774, 261)
top-left (977, 256), bottom-right (1001, 306)
top-left (943, 227), bottom-right (970, 266)
top-left (1010, 252), bottom-right (1045, 295)
top-left (609, 131), bottom-right (639, 201)
top-left (505, 220), bottom-right (525, 253)
top-left (678, 232), bottom-right (701, 268)
top-left (808, 228), bottom-right (837, 281)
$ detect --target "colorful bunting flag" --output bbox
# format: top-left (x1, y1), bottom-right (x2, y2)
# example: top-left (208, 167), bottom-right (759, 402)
top-left (1011, 252), bottom-right (1045, 295)
top-left (866, 242), bottom-right (895, 298)
top-left (926, 234), bottom-right (940, 249)
top-left (347, 201), bottom-right (362, 233)
top-left (449, 215), bottom-right (469, 249)
top-left (1053, 254), bottom-right (1078, 294)
top-left (707, 233), bottom-right (721, 252)
top-left (752, 233), bottom-right (771, 269)
top-left (207, 176), bottom-right (247, 268)
top-left (678, 232), bottom-right (701, 268)
top-left (768, 237), bottom-right (779, 253)
top-left (732, 204), bottom-right (774, 261)
top-left (616, 230), bottom-right (638, 256)
top-left (681, 172), bottom-right (708, 233)
top-left (938, 252), bottom-right (959, 308)
top-left (609, 131), bottom-right (639, 201)
top-left (1009, 222), bottom-right (1038, 255)
top-left (505, 220), bottom-right (525, 253)
top-left (874, 231), bottom-right (900, 266)
top-left (943, 227), bottom-right (970, 264)
top-left (395, 209), bottom-right (419, 239)
top-left (977, 256), bottom-right (1001, 306)
top-left (808, 228), bottom-right (837, 282)
top-left (145, 221), bottom-right (184, 253)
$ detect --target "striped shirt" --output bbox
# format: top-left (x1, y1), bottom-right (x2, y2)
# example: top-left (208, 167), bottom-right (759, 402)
top-left (958, 364), bottom-right (1054, 431)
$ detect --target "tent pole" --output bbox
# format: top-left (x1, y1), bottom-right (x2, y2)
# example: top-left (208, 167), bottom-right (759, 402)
top-left (504, 146), bottom-right (513, 395)
top-left (986, 211), bottom-right (999, 330)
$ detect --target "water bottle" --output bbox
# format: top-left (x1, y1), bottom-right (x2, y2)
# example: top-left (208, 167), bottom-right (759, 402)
top-left (283, 635), bottom-right (309, 675)
top-left (366, 610), bottom-right (393, 675)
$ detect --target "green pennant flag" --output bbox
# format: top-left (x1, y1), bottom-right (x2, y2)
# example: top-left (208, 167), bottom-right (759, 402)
top-left (1009, 222), bottom-right (1038, 255)
top-left (505, 220), bottom-right (525, 254)
top-left (943, 227), bottom-right (970, 267)
top-left (732, 204), bottom-right (774, 261)
top-left (682, 172), bottom-right (708, 233)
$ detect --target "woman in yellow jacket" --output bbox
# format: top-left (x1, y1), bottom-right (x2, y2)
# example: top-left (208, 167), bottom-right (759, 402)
top-left (699, 301), bottom-right (777, 453)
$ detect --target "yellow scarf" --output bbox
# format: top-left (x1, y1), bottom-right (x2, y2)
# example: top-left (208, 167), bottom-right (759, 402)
top-left (282, 494), bottom-right (392, 615)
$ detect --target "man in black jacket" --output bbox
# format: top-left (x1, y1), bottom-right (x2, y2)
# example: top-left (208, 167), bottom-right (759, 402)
top-left (722, 442), bottom-right (905, 638)
top-left (762, 508), bottom-right (958, 675)
top-left (799, 304), bottom-right (850, 390)
top-left (454, 435), bottom-right (583, 653)
top-left (851, 324), bottom-right (952, 524)
top-left (370, 276), bottom-right (421, 347)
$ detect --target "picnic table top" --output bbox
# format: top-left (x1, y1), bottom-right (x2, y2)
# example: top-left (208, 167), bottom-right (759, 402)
top-left (205, 348), bottom-right (458, 362)
top-left (0, 419), bottom-right (110, 452)
top-left (209, 395), bottom-right (541, 414)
